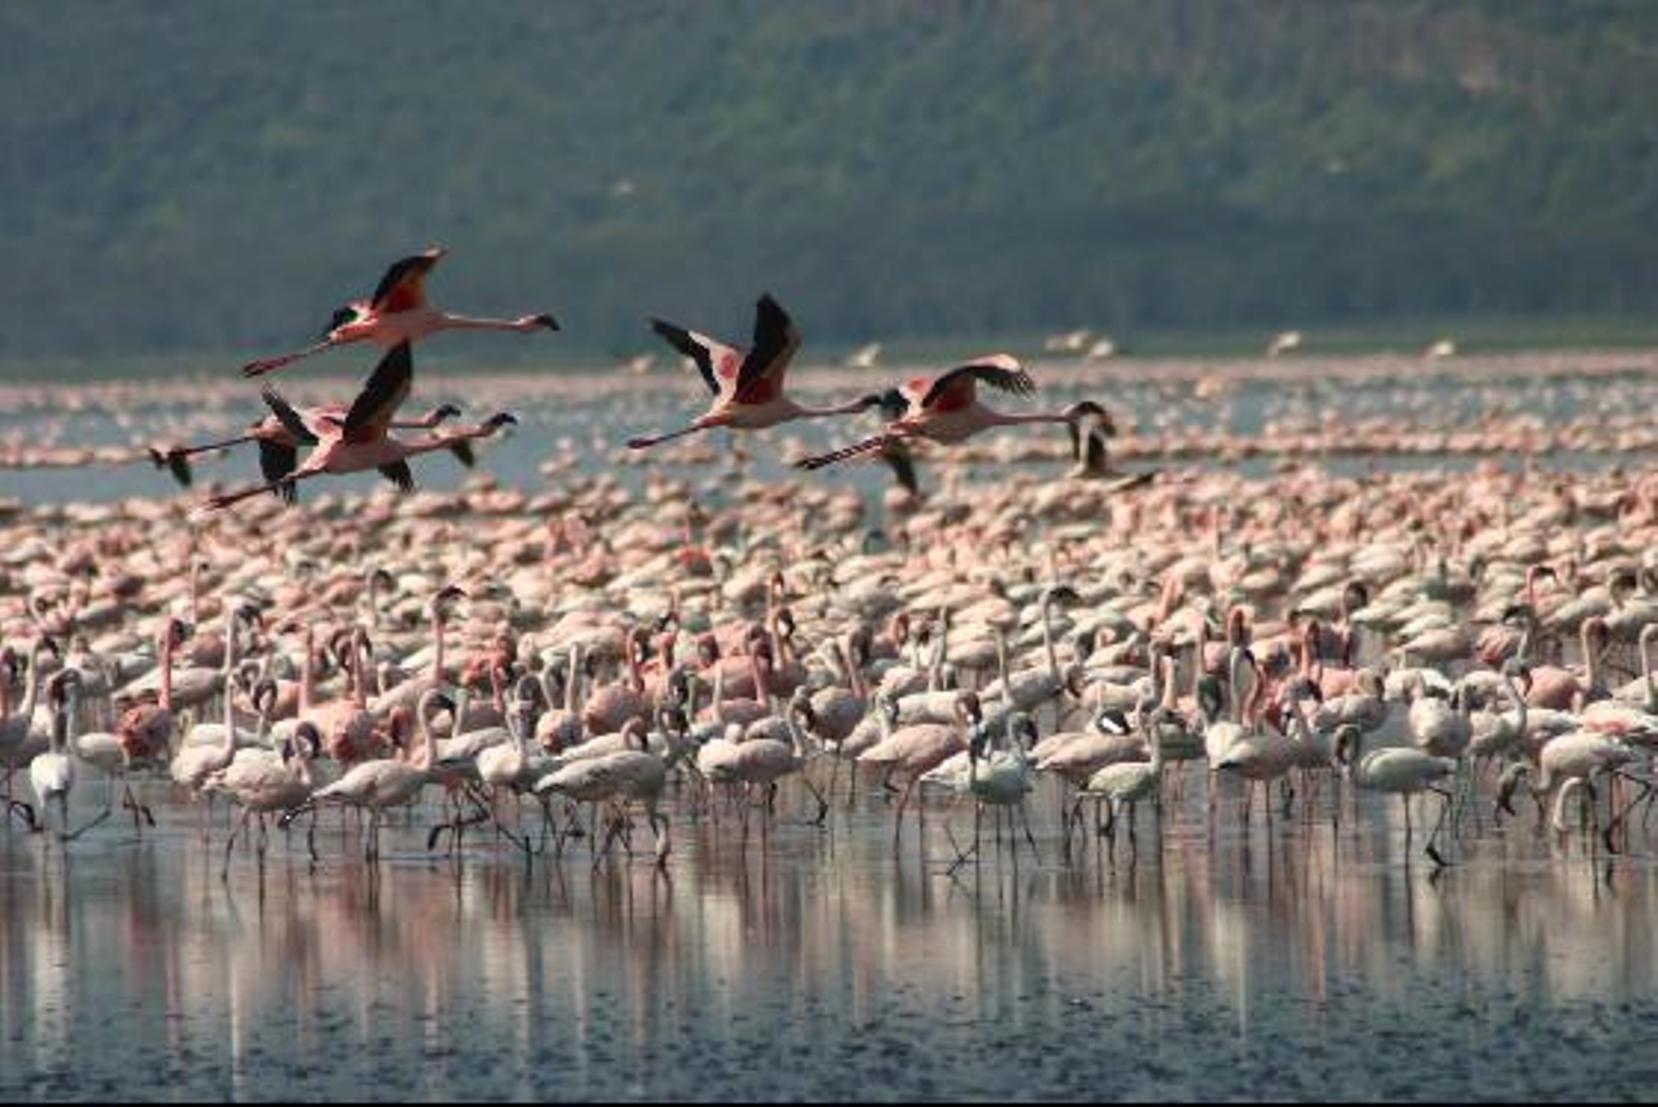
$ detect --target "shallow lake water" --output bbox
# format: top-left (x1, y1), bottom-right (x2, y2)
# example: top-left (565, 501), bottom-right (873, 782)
top-left (3, 771), bottom-right (1657, 1100)
top-left (5, 350), bottom-right (1658, 1099)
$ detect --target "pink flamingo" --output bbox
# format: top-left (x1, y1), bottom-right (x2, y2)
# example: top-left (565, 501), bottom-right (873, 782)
top-left (797, 355), bottom-right (1092, 470)
top-left (149, 401), bottom-right (465, 490)
top-left (626, 293), bottom-right (880, 449)
top-left (241, 246), bottom-right (558, 377)
top-left (197, 343), bottom-right (517, 512)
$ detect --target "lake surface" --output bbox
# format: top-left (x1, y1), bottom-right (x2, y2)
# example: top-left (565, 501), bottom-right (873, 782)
top-left (3, 773), bottom-right (1656, 1100)
top-left (4, 348), bottom-right (1658, 505)
top-left (6, 349), bottom-right (1658, 1099)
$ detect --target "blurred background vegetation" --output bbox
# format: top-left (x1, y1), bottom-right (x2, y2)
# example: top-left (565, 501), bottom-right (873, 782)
top-left (3, 1), bottom-right (1657, 371)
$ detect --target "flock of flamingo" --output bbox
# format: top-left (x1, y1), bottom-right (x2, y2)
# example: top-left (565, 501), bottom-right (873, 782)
top-left (4, 246), bottom-right (1658, 884)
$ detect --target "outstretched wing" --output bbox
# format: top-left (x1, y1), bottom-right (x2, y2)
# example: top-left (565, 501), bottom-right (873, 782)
top-left (879, 444), bottom-right (919, 495)
top-left (649, 318), bottom-right (743, 397)
top-left (920, 355), bottom-right (1034, 412)
top-left (377, 460), bottom-right (416, 493)
top-left (257, 439), bottom-right (298, 487)
top-left (259, 387), bottom-right (319, 445)
top-left (368, 248), bottom-right (444, 315)
top-left (733, 293), bottom-right (801, 404)
top-left (343, 342), bottom-right (414, 441)
top-left (447, 439), bottom-right (477, 468)
top-left (149, 448), bottom-right (193, 488)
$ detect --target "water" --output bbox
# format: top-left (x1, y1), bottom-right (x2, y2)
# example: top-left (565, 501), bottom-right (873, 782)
top-left (7, 348), bottom-right (1658, 1099)
top-left (3, 777), bottom-right (1656, 1100)
top-left (4, 349), bottom-right (1658, 505)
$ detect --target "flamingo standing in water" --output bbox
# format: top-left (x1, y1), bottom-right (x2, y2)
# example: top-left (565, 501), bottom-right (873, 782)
top-left (197, 342), bottom-right (518, 513)
top-left (797, 356), bottom-right (1093, 470)
top-left (241, 246), bottom-right (559, 377)
top-left (626, 293), bottom-right (881, 449)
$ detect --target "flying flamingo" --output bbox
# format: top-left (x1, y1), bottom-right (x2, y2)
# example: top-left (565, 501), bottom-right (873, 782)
top-left (196, 343), bottom-right (518, 513)
top-left (626, 293), bottom-right (881, 449)
top-left (240, 246), bottom-right (559, 377)
top-left (149, 401), bottom-right (466, 490)
top-left (796, 355), bottom-right (1093, 470)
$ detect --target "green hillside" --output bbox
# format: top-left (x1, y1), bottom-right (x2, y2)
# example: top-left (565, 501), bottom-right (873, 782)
top-left (3, 1), bottom-right (1656, 363)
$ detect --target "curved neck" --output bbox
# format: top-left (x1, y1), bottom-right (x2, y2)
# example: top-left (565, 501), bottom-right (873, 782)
top-left (1581, 624), bottom-right (1601, 691)
top-left (1505, 671), bottom-right (1527, 731)
top-left (19, 642), bottom-right (45, 722)
top-left (299, 630), bottom-right (314, 711)
top-left (841, 640), bottom-right (865, 701)
top-left (566, 646), bottom-right (582, 713)
top-left (158, 629), bottom-right (176, 711)
top-left (50, 692), bottom-right (71, 754)
top-left (221, 613), bottom-right (239, 746)
top-left (1227, 651), bottom-right (1245, 725)
top-left (1041, 597), bottom-right (1059, 684)
top-left (1643, 632), bottom-right (1656, 700)
top-left (431, 613), bottom-right (446, 687)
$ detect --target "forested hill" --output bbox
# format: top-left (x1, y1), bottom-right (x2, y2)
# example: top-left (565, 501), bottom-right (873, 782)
top-left (3, 2), bottom-right (1657, 361)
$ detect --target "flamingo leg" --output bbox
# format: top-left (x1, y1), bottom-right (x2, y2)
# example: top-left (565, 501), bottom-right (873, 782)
top-left (627, 422), bottom-right (715, 450)
top-left (1425, 785), bottom-right (1454, 868)
top-left (242, 337), bottom-right (340, 378)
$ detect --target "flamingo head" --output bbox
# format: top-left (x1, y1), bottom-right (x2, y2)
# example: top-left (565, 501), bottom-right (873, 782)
top-left (1331, 724), bottom-right (1363, 770)
top-left (1496, 761), bottom-right (1533, 819)
top-left (483, 412), bottom-right (519, 432)
top-left (1062, 400), bottom-right (1114, 435)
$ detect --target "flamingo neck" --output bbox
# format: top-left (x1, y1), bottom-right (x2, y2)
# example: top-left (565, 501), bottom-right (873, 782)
top-left (431, 613), bottom-right (446, 688)
top-left (436, 312), bottom-right (523, 333)
top-left (159, 630), bottom-right (175, 711)
top-left (299, 630), bottom-right (314, 712)
top-left (566, 646), bottom-right (582, 713)
top-left (221, 613), bottom-right (239, 750)
top-left (991, 410), bottom-right (1071, 429)
top-left (791, 397), bottom-right (875, 419)
top-left (18, 643), bottom-right (44, 722)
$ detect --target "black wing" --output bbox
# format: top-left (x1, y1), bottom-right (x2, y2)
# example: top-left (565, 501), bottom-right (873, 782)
top-left (321, 304), bottom-right (360, 340)
top-left (378, 461), bottom-right (416, 493)
top-left (1083, 428), bottom-right (1107, 473)
top-left (879, 444), bottom-right (919, 496)
top-left (447, 439), bottom-right (477, 468)
top-left (368, 252), bottom-right (439, 312)
top-left (921, 356), bottom-right (1035, 410)
top-left (149, 448), bottom-right (193, 488)
top-left (649, 318), bottom-right (721, 396)
top-left (344, 342), bottom-right (414, 438)
top-left (734, 293), bottom-right (800, 395)
top-left (257, 439), bottom-right (298, 486)
top-left (259, 387), bottom-right (318, 445)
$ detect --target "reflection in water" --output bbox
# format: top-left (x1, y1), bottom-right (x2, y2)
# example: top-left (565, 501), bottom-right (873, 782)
top-left (2, 782), bottom-right (1656, 1098)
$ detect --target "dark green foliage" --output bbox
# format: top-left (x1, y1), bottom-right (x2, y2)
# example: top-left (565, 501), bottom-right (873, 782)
top-left (2, 1), bottom-right (1655, 361)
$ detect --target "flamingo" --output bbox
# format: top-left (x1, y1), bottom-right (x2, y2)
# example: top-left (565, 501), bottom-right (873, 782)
top-left (1333, 724), bottom-right (1457, 866)
top-left (626, 293), bottom-right (881, 449)
top-left (1082, 706), bottom-right (1173, 855)
top-left (796, 356), bottom-right (1093, 470)
top-left (149, 402), bottom-right (465, 490)
top-left (1065, 400), bottom-right (1152, 490)
top-left (198, 343), bottom-right (518, 512)
top-left (28, 670), bottom-right (82, 841)
top-left (169, 602), bottom-right (261, 836)
top-left (111, 617), bottom-right (190, 830)
top-left (240, 246), bottom-right (558, 377)
top-left (858, 689), bottom-right (978, 848)
top-left (212, 723), bottom-right (323, 877)
top-left (295, 689), bottom-right (453, 862)
top-left (1, 636), bottom-right (57, 827)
